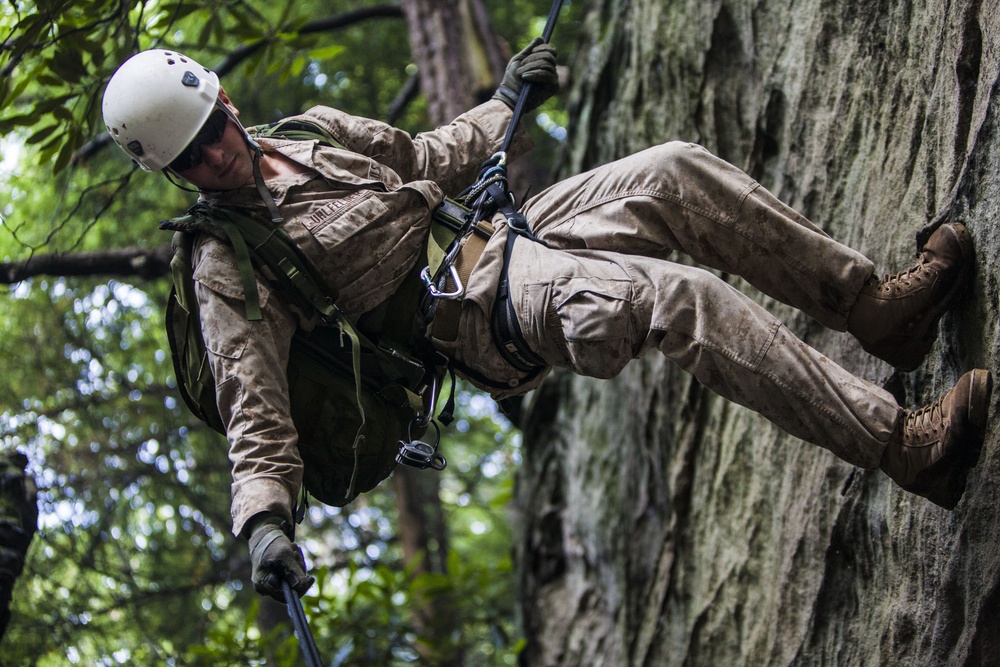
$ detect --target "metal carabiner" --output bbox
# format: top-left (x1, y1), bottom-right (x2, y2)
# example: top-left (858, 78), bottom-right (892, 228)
top-left (412, 372), bottom-right (440, 430)
top-left (421, 264), bottom-right (465, 300)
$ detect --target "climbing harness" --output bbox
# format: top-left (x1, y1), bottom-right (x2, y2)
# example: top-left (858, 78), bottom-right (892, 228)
top-left (421, 0), bottom-right (565, 379)
top-left (163, 198), bottom-right (450, 509)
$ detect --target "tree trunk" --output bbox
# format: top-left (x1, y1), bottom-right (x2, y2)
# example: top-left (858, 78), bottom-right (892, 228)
top-left (0, 451), bottom-right (37, 641)
top-left (400, 0), bottom-right (508, 123)
top-left (514, 1), bottom-right (1000, 665)
top-left (392, 465), bottom-right (457, 662)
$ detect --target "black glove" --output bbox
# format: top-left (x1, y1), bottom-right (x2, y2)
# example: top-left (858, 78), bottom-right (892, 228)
top-left (247, 514), bottom-right (314, 603)
top-left (492, 37), bottom-right (559, 112)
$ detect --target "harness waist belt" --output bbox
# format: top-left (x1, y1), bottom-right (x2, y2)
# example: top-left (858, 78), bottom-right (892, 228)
top-left (427, 218), bottom-right (494, 343)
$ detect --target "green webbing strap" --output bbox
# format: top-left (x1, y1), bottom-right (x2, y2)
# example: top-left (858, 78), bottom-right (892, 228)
top-left (250, 118), bottom-right (347, 151)
top-left (191, 204), bottom-right (337, 325)
top-left (274, 256), bottom-right (339, 322)
top-left (168, 232), bottom-right (196, 315)
top-left (426, 197), bottom-right (475, 276)
top-left (427, 220), bottom-right (457, 277)
top-left (221, 207), bottom-right (340, 324)
top-left (341, 319), bottom-right (367, 502)
top-left (213, 217), bottom-right (263, 321)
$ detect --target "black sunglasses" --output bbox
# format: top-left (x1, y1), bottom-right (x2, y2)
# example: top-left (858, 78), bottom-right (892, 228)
top-left (168, 107), bottom-right (230, 172)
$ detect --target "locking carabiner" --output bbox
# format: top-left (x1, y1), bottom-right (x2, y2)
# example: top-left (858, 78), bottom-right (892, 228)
top-left (421, 264), bottom-right (465, 300)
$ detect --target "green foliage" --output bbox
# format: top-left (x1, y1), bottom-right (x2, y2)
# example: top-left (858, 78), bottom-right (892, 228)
top-left (0, 0), bottom-right (585, 663)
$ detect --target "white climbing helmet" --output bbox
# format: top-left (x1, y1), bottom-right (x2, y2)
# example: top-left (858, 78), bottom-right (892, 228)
top-left (102, 49), bottom-right (220, 171)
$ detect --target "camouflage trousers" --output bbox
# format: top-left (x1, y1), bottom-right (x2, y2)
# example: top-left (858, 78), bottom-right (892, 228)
top-left (503, 142), bottom-right (901, 468)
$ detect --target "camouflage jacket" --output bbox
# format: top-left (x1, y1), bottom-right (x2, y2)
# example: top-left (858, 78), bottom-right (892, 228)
top-left (190, 100), bottom-right (529, 536)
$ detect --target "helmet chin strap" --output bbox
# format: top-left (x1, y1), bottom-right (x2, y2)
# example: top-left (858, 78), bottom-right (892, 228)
top-left (250, 149), bottom-right (283, 224)
top-left (161, 169), bottom-right (201, 193)
top-left (222, 105), bottom-right (284, 225)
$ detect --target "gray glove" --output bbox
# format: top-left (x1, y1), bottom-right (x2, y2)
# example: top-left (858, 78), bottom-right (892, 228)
top-left (492, 37), bottom-right (559, 111)
top-left (247, 514), bottom-right (314, 602)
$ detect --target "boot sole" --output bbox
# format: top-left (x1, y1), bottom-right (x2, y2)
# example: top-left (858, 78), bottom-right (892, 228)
top-left (967, 368), bottom-right (993, 429)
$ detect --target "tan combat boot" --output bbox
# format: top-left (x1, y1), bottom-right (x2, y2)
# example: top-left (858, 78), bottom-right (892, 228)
top-left (847, 222), bottom-right (973, 371)
top-left (881, 369), bottom-right (992, 509)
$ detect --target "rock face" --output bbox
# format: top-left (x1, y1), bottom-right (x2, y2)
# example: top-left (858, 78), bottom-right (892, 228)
top-left (513, 1), bottom-right (1000, 665)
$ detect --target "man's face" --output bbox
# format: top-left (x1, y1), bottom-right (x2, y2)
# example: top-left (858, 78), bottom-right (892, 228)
top-left (170, 101), bottom-right (254, 191)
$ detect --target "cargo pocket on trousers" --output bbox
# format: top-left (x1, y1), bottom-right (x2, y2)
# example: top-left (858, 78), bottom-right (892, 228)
top-left (547, 277), bottom-right (634, 378)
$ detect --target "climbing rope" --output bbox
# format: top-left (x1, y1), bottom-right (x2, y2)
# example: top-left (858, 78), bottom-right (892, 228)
top-left (282, 579), bottom-right (323, 667)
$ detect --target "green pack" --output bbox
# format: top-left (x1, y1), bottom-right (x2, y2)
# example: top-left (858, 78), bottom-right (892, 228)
top-left (161, 119), bottom-right (463, 509)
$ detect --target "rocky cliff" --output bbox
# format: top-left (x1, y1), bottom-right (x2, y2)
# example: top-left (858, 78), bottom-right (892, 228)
top-left (514, 1), bottom-right (1000, 665)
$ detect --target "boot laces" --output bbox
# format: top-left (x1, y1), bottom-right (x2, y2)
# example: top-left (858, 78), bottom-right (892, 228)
top-left (878, 255), bottom-right (929, 292)
top-left (903, 396), bottom-right (945, 441)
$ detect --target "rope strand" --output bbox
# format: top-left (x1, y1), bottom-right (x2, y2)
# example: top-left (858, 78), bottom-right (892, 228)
top-left (282, 580), bottom-right (323, 667)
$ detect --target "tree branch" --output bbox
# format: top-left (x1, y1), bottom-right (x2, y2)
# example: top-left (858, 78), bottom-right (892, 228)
top-left (0, 244), bottom-right (173, 285)
top-left (73, 5), bottom-right (404, 165)
top-left (213, 5), bottom-right (405, 77)
top-left (386, 71), bottom-right (422, 125)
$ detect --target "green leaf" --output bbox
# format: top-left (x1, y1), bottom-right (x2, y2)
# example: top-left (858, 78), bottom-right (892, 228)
top-left (198, 14), bottom-right (218, 47)
top-left (308, 45), bottom-right (345, 61)
top-left (4, 17), bottom-right (48, 76)
top-left (48, 47), bottom-right (87, 85)
top-left (34, 73), bottom-right (64, 87)
top-left (2, 69), bottom-right (37, 110)
top-left (0, 112), bottom-right (40, 135)
top-left (51, 105), bottom-right (75, 122)
top-left (54, 135), bottom-right (76, 173)
top-left (25, 124), bottom-right (58, 145)
top-left (157, 2), bottom-right (204, 24)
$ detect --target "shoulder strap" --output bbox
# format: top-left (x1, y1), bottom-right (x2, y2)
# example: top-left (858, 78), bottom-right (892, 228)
top-left (164, 230), bottom-right (226, 434)
top-left (248, 117), bottom-right (347, 150)
top-left (163, 203), bottom-right (341, 325)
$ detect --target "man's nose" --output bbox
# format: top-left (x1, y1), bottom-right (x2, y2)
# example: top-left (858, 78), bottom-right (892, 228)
top-left (201, 142), bottom-right (227, 167)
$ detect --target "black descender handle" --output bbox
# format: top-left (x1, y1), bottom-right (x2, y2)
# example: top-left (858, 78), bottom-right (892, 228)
top-left (499, 0), bottom-right (565, 155)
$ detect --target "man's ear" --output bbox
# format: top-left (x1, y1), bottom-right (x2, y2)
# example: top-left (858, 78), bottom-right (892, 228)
top-left (218, 86), bottom-right (240, 117)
